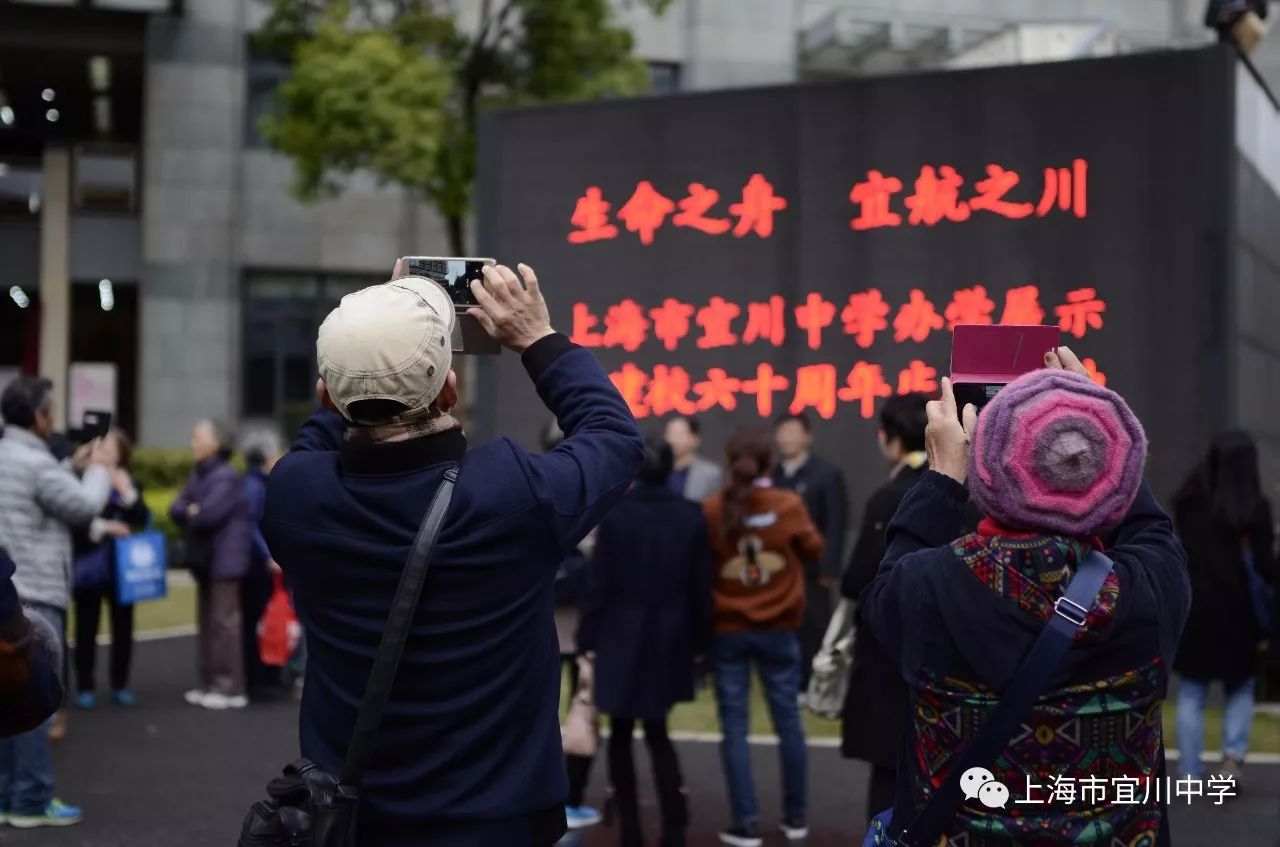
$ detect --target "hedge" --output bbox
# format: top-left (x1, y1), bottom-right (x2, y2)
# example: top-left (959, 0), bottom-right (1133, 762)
top-left (142, 486), bottom-right (181, 547)
top-left (132, 449), bottom-right (245, 492)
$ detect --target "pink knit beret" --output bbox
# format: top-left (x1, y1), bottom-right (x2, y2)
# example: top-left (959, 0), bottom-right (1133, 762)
top-left (967, 369), bottom-right (1147, 536)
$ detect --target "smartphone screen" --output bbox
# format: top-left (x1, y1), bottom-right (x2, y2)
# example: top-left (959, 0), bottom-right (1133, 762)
top-left (82, 409), bottom-right (113, 441)
top-left (401, 257), bottom-right (495, 308)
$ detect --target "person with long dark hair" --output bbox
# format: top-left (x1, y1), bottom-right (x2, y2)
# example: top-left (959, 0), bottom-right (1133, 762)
top-left (703, 426), bottom-right (823, 847)
top-left (71, 428), bottom-right (150, 707)
top-left (1173, 431), bottom-right (1277, 784)
top-left (577, 436), bottom-right (713, 847)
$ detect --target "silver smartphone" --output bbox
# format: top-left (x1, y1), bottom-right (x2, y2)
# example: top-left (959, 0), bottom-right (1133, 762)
top-left (400, 256), bottom-right (501, 354)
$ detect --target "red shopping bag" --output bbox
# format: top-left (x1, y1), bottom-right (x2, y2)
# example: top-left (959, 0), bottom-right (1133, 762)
top-left (257, 573), bottom-right (301, 667)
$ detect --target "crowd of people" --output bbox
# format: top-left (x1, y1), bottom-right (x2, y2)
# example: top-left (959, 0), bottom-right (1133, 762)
top-left (0, 378), bottom-right (294, 827)
top-left (0, 260), bottom-right (1275, 847)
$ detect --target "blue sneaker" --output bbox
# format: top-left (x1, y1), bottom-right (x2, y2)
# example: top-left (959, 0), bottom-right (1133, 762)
top-left (111, 689), bottom-right (136, 707)
top-left (564, 805), bottom-right (601, 830)
top-left (9, 799), bottom-right (83, 828)
top-left (0, 807), bottom-right (8, 825)
top-left (74, 691), bottom-right (96, 710)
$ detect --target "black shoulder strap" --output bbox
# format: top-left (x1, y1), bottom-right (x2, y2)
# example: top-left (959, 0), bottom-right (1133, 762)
top-left (340, 465), bottom-right (458, 788)
top-left (897, 549), bottom-right (1115, 846)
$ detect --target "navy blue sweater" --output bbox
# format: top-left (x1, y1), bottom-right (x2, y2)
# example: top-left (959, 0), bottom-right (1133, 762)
top-left (262, 334), bottom-right (643, 846)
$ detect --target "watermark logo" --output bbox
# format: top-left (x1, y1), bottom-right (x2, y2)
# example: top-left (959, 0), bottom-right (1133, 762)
top-left (963, 769), bottom-right (1238, 809)
top-left (961, 767), bottom-right (1010, 809)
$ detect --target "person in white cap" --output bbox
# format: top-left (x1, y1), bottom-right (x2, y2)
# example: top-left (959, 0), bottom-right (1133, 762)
top-left (261, 262), bottom-right (643, 847)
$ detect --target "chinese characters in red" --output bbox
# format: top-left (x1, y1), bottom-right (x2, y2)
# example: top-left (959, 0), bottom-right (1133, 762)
top-left (842, 289), bottom-right (890, 348)
top-left (944, 285), bottom-right (996, 329)
top-left (568, 159), bottom-right (1087, 244)
top-left (893, 289), bottom-right (945, 343)
top-left (905, 165), bottom-right (970, 226)
top-left (593, 282), bottom-right (1110, 421)
top-left (567, 186), bottom-right (618, 244)
top-left (580, 285), bottom-right (1108, 354)
top-left (1055, 287), bottom-right (1106, 338)
top-left (568, 173), bottom-right (787, 245)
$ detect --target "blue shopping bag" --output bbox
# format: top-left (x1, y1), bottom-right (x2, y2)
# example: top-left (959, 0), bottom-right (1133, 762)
top-left (114, 530), bottom-right (168, 605)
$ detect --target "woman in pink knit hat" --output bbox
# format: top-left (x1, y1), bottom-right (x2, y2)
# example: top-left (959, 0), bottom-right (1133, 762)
top-left (860, 347), bottom-right (1190, 847)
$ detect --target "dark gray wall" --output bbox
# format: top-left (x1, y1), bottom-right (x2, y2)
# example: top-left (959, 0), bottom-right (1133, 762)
top-left (479, 48), bottom-right (1237, 522)
top-left (0, 222), bottom-right (40, 287)
top-left (1231, 58), bottom-right (1280, 501)
top-left (1233, 153), bottom-right (1280, 497)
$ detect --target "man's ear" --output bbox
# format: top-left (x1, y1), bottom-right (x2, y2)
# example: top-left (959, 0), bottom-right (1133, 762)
top-left (435, 370), bottom-right (459, 414)
top-left (316, 378), bottom-right (340, 415)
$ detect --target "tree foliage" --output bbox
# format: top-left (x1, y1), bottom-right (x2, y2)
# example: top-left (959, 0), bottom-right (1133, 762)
top-left (257, 0), bottom-right (671, 252)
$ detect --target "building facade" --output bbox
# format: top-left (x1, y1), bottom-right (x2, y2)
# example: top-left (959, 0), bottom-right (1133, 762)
top-left (0, 0), bottom-right (1274, 447)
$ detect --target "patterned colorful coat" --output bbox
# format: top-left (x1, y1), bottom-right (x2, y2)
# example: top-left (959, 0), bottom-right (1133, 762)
top-left (862, 471), bottom-right (1190, 846)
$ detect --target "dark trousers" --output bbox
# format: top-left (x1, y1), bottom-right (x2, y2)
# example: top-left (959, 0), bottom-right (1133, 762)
top-left (73, 586), bottom-right (135, 692)
top-left (866, 764), bottom-right (896, 828)
top-left (799, 570), bottom-right (832, 689)
top-left (241, 569), bottom-right (276, 694)
top-left (563, 655), bottom-right (594, 807)
top-left (197, 579), bottom-right (245, 697)
top-left (608, 715), bottom-right (687, 847)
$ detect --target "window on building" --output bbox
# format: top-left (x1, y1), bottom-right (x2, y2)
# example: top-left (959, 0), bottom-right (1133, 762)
top-left (0, 160), bottom-right (44, 219)
top-left (73, 146), bottom-right (137, 213)
top-left (242, 271), bottom-right (376, 421)
top-left (648, 62), bottom-right (682, 95)
top-left (245, 50), bottom-right (291, 148)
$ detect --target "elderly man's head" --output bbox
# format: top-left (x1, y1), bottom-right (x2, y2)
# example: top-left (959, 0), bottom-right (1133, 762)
top-left (191, 419), bottom-right (233, 464)
top-left (1, 377), bottom-right (56, 439)
top-left (315, 277), bottom-right (458, 426)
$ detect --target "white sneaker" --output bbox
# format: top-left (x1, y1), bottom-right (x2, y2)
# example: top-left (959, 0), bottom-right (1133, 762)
top-left (781, 818), bottom-right (809, 841)
top-left (183, 689), bottom-right (206, 706)
top-left (199, 693), bottom-right (249, 710)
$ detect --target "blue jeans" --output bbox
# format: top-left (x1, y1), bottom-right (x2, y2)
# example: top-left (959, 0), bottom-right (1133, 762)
top-left (0, 604), bottom-right (63, 814)
top-left (711, 630), bottom-right (807, 827)
top-left (1176, 676), bottom-right (1255, 779)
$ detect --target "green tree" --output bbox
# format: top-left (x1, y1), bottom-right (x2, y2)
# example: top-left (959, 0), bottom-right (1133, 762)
top-left (257, 0), bottom-right (671, 254)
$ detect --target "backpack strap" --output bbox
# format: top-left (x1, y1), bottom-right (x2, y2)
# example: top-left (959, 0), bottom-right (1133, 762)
top-left (897, 549), bottom-right (1115, 846)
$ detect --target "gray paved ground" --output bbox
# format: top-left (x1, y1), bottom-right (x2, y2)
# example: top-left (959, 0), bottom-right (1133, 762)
top-left (3, 637), bottom-right (1276, 846)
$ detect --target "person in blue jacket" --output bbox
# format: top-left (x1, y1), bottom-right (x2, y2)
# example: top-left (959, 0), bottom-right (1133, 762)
top-left (577, 436), bottom-right (713, 847)
top-left (262, 262), bottom-right (643, 847)
top-left (241, 435), bottom-right (284, 698)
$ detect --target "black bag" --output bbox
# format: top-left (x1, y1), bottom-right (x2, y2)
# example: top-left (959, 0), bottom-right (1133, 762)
top-left (238, 466), bottom-right (458, 847)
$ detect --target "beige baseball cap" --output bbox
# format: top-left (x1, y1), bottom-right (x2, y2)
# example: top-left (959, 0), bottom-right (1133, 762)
top-left (316, 277), bottom-right (456, 424)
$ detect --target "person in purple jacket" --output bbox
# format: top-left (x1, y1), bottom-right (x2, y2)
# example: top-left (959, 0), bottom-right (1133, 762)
top-left (861, 348), bottom-right (1190, 847)
top-left (263, 262), bottom-right (643, 847)
top-left (171, 419), bottom-right (252, 710)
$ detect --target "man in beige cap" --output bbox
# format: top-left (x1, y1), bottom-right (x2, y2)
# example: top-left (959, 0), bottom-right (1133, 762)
top-left (262, 262), bottom-right (643, 847)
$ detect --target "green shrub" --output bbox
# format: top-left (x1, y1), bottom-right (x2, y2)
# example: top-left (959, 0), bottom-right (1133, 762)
top-left (132, 449), bottom-right (194, 490)
top-left (143, 486), bottom-right (181, 547)
top-left (132, 448), bottom-right (246, 491)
